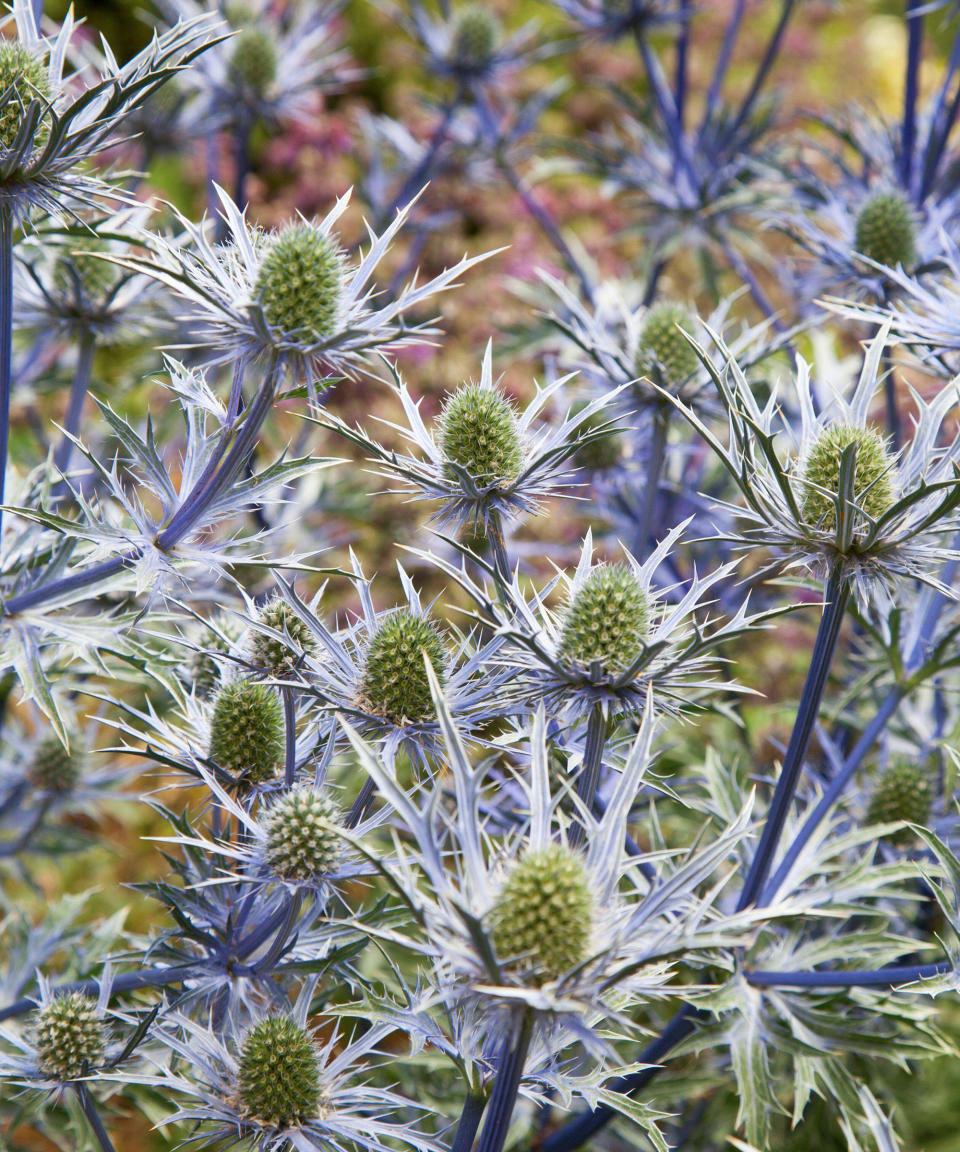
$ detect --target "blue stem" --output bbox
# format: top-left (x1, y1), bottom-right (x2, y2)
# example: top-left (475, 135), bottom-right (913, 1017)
top-left (0, 205), bottom-right (13, 553)
top-left (53, 329), bottom-right (96, 477)
top-left (0, 966), bottom-right (191, 1023)
top-left (569, 704), bottom-right (607, 851)
top-left (901, 0), bottom-right (924, 193)
top-left (747, 961), bottom-right (950, 988)
top-left (74, 1084), bottom-right (117, 1152)
top-left (283, 685), bottom-right (297, 787)
top-left (474, 1009), bottom-right (534, 1152)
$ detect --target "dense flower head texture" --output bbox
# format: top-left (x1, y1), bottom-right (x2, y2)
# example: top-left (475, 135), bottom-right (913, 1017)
top-left (208, 678), bottom-right (284, 785)
top-left (854, 192), bottom-right (917, 271)
top-left (439, 382), bottom-right (524, 485)
top-left (800, 423), bottom-right (897, 532)
top-left (450, 5), bottom-right (501, 76)
top-left (638, 302), bottom-right (701, 387)
top-left (0, 39), bottom-right (50, 152)
top-left (263, 786), bottom-right (342, 882)
top-left (359, 611), bottom-right (447, 724)
top-left (28, 733), bottom-right (84, 792)
top-left (250, 594), bottom-right (318, 676)
top-left (254, 225), bottom-right (343, 345)
top-left (227, 27), bottom-right (279, 97)
top-left (34, 993), bottom-right (105, 1081)
top-left (237, 1015), bottom-right (321, 1126)
top-left (867, 762), bottom-right (933, 842)
top-left (557, 564), bottom-right (649, 675)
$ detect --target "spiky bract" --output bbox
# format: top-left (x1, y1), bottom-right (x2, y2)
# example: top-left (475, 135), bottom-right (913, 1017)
top-left (190, 615), bottom-right (245, 698)
top-left (0, 41), bottom-right (50, 152)
top-left (29, 734), bottom-right (84, 792)
top-left (237, 1015), bottom-right (321, 1126)
top-left (450, 5), bottom-right (500, 74)
top-left (854, 193), bottom-right (917, 270)
top-left (490, 844), bottom-right (593, 982)
top-left (359, 612), bottom-right (447, 724)
top-left (255, 224), bottom-right (343, 343)
top-left (557, 565), bottom-right (649, 675)
top-left (571, 400), bottom-right (623, 471)
top-left (264, 785), bottom-right (342, 881)
top-left (208, 679), bottom-right (284, 785)
top-left (867, 763), bottom-right (933, 842)
top-left (251, 595), bottom-right (317, 676)
top-left (638, 303), bottom-right (699, 386)
top-left (439, 384), bottom-right (523, 485)
top-left (227, 28), bottom-right (278, 96)
top-left (800, 423), bottom-right (896, 531)
top-left (34, 994), bottom-right (105, 1081)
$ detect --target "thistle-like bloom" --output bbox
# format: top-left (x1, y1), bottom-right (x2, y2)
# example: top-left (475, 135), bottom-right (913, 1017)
top-left (131, 984), bottom-right (435, 1152)
top-left (659, 325), bottom-right (960, 606)
top-left (314, 343), bottom-right (623, 535)
top-left (418, 526), bottom-right (757, 722)
top-left (0, 0), bottom-right (216, 220)
top-left (339, 690), bottom-right (760, 1065)
top-left (117, 186), bottom-right (495, 386)
top-left (14, 208), bottom-right (162, 342)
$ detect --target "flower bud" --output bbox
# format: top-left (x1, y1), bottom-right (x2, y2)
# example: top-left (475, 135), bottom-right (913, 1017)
top-left (867, 762), bottom-right (932, 843)
top-left (35, 993), bottom-right (105, 1081)
top-left (359, 612), bottom-right (447, 725)
top-left (250, 595), bottom-right (317, 677)
top-left (800, 423), bottom-right (896, 532)
top-left (491, 844), bottom-right (593, 982)
top-left (255, 224), bottom-right (343, 344)
top-left (571, 400), bottom-right (623, 472)
top-left (558, 564), bottom-right (649, 675)
top-left (450, 5), bottom-right (500, 75)
top-left (264, 785), bottom-right (341, 881)
top-left (0, 41), bottom-right (50, 152)
top-left (237, 1015), bottom-right (321, 1126)
top-left (29, 734), bottom-right (84, 792)
top-left (208, 679), bottom-right (284, 785)
top-left (52, 236), bottom-right (117, 304)
top-left (189, 614), bottom-right (245, 698)
top-left (854, 192), bottom-right (917, 270)
top-left (638, 303), bottom-right (699, 387)
top-left (227, 28), bottom-right (278, 97)
top-left (439, 384), bottom-right (523, 486)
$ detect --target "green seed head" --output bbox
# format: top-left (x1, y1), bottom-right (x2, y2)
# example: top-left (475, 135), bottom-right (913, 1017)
top-left (439, 384), bottom-right (524, 486)
top-left (264, 785), bottom-right (342, 881)
top-left (250, 595), bottom-right (317, 676)
top-left (867, 762), bottom-right (932, 843)
top-left (208, 679), bottom-right (284, 785)
top-left (800, 423), bottom-right (896, 532)
top-left (0, 41), bottom-right (50, 152)
top-left (189, 614), bottom-right (245, 698)
top-left (854, 192), bottom-right (917, 270)
top-left (638, 304), bottom-right (699, 387)
top-left (571, 400), bottom-right (623, 472)
top-left (237, 1015), bottom-right (322, 1127)
top-left (557, 564), bottom-right (649, 675)
top-left (490, 844), bottom-right (593, 982)
top-left (34, 993), bottom-right (105, 1081)
top-left (52, 236), bottom-right (117, 304)
top-left (255, 224), bottom-right (343, 344)
top-left (227, 28), bottom-right (278, 97)
top-left (29, 734), bottom-right (84, 792)
top-left (359, 612), bottom-right (447, 725)
top-left (450, 5), bottom-right (500, 74)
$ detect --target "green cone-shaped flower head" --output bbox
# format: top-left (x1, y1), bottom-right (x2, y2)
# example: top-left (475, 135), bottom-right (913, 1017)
top-left (800, 423), bottom-right (896, 532)
top-left (264, 786), bottom-right (342, 881)
top-left (0, 41), bottom-right (50, 152)
top-left (557, 564), bottom-right (649, 675)
top-left (35, 993), bottom-right (105, 1081)
top-left (359, 612), bottom-right (447, 724)
top-left (439, 383), bottom-right (523, 486)
top-left (209, 679), bottom-right (284, 785)
top-left (491, 844), bottom-right (593, 982)
top-left (237, 1015), bottom-right (321, 1126)
top-left (29, 734), bottom-right (84, 792)
top-left (255, 224), bottom-right (343, 344)
top-left (251, 595), bottom-right (317, 676)
top-left (227, 28), bottom-right (278, 96)
top-left (451, 5), bottom-right (500, 74)
top-left (854, 192), bottom-right (917, 270)
top-left (867, 762), bottom-right (932, 843)
top-left (52, 236), bottom-right (117, 303)
top-left (570, 400), bottom-right (623, 472)
top-left (638, 303), bottom-right (699, 386)
top-left (190, 614), bottom-right (245, 698)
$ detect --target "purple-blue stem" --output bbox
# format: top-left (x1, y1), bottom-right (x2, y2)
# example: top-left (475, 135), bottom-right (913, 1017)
top-left (747, 961), bottom-right (950, 988)
top-left (473, 1008), bottom-right (534, 1152)
top-left (699, 0), bottom-right (746, 136)
top-left (0, 205), bottom-right (13, 554)
top-left (919, 22), bottom-right (960, 200)
top-left (283, 684), bottom-right (297, 786)
top-left (726, 0), bottom-right (797, 139)
top-left (53, 329), bottom-right (96, 477)
top-left (569, 703), bottom-right (607, 851)
top-left (901, 0), bottom-right (924, 194)
top-left (75, 1083), bottom-right (117, 1152)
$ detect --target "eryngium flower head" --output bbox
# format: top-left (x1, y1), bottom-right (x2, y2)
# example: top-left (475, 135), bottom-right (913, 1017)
top-left (121, 186), bottom-right (493, 386)
top-left (237, 1015), bottom-right (321, 1126)
top-left (263, 786), bottom-right (341, 881)
top-left (189, 613), bottom-right (245, 696)
top-left (557, 564), bottom-right (649, 675)
top-left (490, 844), bottom-right (593, 982)
top-left (800, 424), bottom-right (896, 532)
top-left (209, 679), bottom-right (284, 785)
top-left (867, 763), bottom-right (932, 842)
top-left (439, 382), bottom-right (523, 485)
top-left (34, 993), bottom-right (105, 1081)
top-left (227, 27), bottom-right (278, 97)
top-left (0, 39), bottom-right (49, 150)
top-left (638, 303), bottom-right (700, 388)
top-left (250, 594), bottom-right (317, 676)
top-left (29, 734), bottom-right (84, 792)
top-left (854, 192), bottom-right (917, 270)
top-left (450, 5), bottom-right (500, 75)
top-left (254, 225), bottom-right (343, 346)
top-left (359, 612), bottom-right (447, 724)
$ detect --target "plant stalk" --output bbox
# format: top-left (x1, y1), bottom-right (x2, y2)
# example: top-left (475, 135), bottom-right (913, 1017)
top-left (283, 684), bottom-right (297, 787)
top-left (0, 204), bottom-right (13, 551)
top-left (569, 704), bottom-right (607, 851)
top-left (53, 329), bottom-right (96, 476)
top-left (474, 1008), bottom-right (534, 1152)
top-left (74, 1083), bottom-right (117, 1152)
